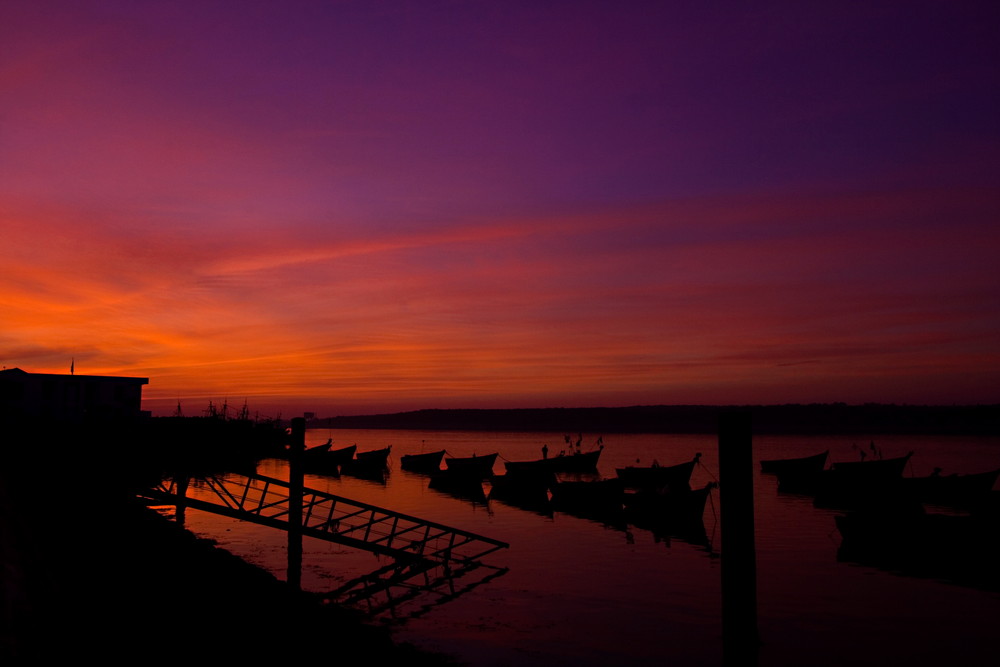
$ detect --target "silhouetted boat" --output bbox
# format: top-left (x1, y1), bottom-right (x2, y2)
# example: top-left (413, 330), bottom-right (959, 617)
top-left (488, 472), bottom-right (554, 513)
top-left (778, 451), bottom-right (914, 497)
top-left (504, 447), bottom-right (602, 475)
top-left (400, 449), bottom-right (446, 474)
top-left (759, 450), bottom-right (828, 475)
top-left (835, 504), bottom-right (1000, 591)
top-left (549, 477), bottom-right (625, 510)
top-left (900, 468), bottom-right (1000, 508)
top-left (616, 453), bottom-right (700, 491)
top-left (327, 444), bottom-right (359, 466)
top-left (355, 445), bottom-right (392, 466)
top-left (444, 452), bottom-right (499, 478)
top-left (302, 442), bottom-right (356, 475)
top-left (303, 441), bottom-right (333, 457)
top-left (831, 451), bottom-right (914, 478)
top-left (429, 468), bottom-right (489, 501)
top-left (811, 452), bottom-right (916, 509)
top-left (623, 482), bottom-right (716, 526)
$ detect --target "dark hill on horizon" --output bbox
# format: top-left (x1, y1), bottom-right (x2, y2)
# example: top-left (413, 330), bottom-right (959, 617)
top-left (309, 403), bottom-right (1000, 436)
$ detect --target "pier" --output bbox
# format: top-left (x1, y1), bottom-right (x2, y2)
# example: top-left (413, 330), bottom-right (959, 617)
top-left (139, 471), bottom-right (509, 566)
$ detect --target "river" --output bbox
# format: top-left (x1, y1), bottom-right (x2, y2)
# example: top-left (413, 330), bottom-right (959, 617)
top-left (159, 429), bottom-right (1000, 666)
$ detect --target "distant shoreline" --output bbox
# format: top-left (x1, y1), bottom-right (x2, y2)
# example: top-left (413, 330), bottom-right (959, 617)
top-left (307, 403), bottom-right (1000, 436)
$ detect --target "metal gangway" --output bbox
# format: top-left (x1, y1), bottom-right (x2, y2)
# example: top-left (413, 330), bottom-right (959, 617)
top-left (139, 472), bottom-right (509, 566)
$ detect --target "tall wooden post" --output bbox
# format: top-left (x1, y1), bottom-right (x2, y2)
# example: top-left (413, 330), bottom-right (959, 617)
top-left (719, 410), bottom-right (759, 664)
top-left (175, 474), bottom-right (190, 527)
top-left (287, 417), bottom-right (305, 590)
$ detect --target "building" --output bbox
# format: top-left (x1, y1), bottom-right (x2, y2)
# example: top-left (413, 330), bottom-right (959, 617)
top-left (0, 368), bottom-right (149, 422)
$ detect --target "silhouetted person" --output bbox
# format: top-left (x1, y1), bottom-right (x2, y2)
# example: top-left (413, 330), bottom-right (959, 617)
top-left (542, 444), bottom-right (549, 459)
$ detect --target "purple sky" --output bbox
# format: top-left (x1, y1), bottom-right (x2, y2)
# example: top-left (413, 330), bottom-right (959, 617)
top-left (2, 1), bottom-right (998, 416)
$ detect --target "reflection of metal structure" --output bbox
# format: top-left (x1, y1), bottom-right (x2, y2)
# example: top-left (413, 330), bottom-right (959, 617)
top-left (140, 472), bottom-right (509, 565)
top-left (323, 559), bottom-right (509, 622)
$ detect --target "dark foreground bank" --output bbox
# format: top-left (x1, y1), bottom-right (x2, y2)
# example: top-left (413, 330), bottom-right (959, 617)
top-left (0, 424), bottom-right (459, 666)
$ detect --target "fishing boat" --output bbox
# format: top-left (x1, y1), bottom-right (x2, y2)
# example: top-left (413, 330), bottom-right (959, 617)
top-left (830, 451), bottom-right (914, 478)
top-left (428, 468), bottom-right (489, 501)
top-left (623, 482), bottom-right (717, 526)
top-left (811, 452), bottom-right (916, 509)
top-left (900, 468), bottom-right (1000, 508)
top-left (615, 453), bottom-right (700, 491)
top-left (399, 449), bottom-right (446, 474)
top-left (549, 477), bottom-right (625, 511)
top-left (759, 450), bottom-right (828, 475)
top-left (326, 444), bottom-right (358, 466)
top-left (835, 504), bottom-right (1000, 591)
top-left (354, 445), bottom-right (392, 466)
top-left (488, 472), bottom-right (554, 513)
top-left (444, 452), bottom-right (499, 479)
top-left (302, 442), bottom-right (356, 475)
top-left (777, 451), bottom-right (914, 497)
top-left (303, 440), bottom-right (333, 457)
top-left (504, 447), bottom-right (603, 476)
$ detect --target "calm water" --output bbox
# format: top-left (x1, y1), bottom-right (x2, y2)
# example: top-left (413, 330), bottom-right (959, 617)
top-left (162, 430), bottom-right (1000, 666)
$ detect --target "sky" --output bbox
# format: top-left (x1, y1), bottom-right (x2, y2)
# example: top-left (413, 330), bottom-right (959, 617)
top-left (2, 1), bottom-right (998, 417)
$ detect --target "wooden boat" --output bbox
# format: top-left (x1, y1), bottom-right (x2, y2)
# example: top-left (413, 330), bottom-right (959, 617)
top-left (444, 452), bottom-right (499, 479)
top-left (615, 453), bottom-right (700, 491)
top-left (354, 445), bottom-right (392, 466)
top-left (831, 451), bottom-right (913, 478)
top-left (835, 505), bottom-right (1000, 591)
top-left (504, 447), bottom-right (602, 475)
top-left (341, 446), bottom-right (391, 477)
top-left (811, 452), bottom-right (916, 509)
top-left (759, 450), bottom-right (828, 475)
top-left (623, 482), bottom-right (716, 526)
top-left (778, 451), bottom-right (913, 497)
top-left (428, 468), bottom-right (488, 501)
top-left (301, 443), bottom-right (356, 475)
top-left (549, 477), bottom-right (625, 510)
top-left (488, 472), bottom-right (554, 513)
top-left (900, 468), bottom-right (1000, 508)
top-left (326, 444), bottom-right (358, 466)
top-left (399, 449), bottom-right (446, 474)
top-left (303, 441), bottom-right (333, 457)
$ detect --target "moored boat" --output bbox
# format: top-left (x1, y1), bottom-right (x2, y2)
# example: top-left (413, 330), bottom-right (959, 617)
top-left (326, 444), bottom-right (359, 466)
top-left (400, 449), bottom-right (446, 474)
top-left (302, 442), bottom-right (357, 475)
top-left (616, 453), bottom-right (700, 491)
top-left (623, 482), bottom-right (716, 526)
top-left (303, 440), bottom-right (333, 457)
top-left (504, 447), bottom-right (602, 475)
top-left (354, 445), bottom-right (392, 466)
top-left (777, 451), bottom-right (914, 498)
top-left (760, 450), bottom-right (828, 475)
top-left (488, 472), bottom-right (554, 513)
top-left (900, 468), bottom-right (1000, 508)
top-left (444, 452), bottom-right (499, 478)
top-left (830, 451), bottom-right (914, 478)
top-left (428, 467), bottom-right (489, 501)
top-left (811, 452), bottom-right (916, 509)
top-left (549, 477), bottom-right (625, 511)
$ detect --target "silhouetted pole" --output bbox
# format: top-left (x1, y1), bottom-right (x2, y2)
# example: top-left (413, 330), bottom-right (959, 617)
top-left (175, 474), bottom-right (189, 527)
top-left (719, 410), bottom-right (759, 664)
top-left (287, 417), bottom-right (305, 590)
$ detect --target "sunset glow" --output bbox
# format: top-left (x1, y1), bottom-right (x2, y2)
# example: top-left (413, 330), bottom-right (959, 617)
top-left (2, 2), bottom-right (998, 416)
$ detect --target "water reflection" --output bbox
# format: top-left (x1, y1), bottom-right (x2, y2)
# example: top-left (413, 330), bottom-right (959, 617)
top-left (161, 430), bottom-right (1000, 667)
top-left (322, 559), bottom-right (510, 623)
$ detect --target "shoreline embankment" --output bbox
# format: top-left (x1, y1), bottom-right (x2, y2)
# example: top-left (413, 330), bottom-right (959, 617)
top-left (0, 420), bottom-right (458, 665)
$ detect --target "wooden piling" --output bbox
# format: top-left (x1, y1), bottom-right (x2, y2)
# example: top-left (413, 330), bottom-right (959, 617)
top-left (718, 410), bottom-right (759, 663)
top-left (175, 474), bottom-right (189, 527)
top-left (287, 417), bottom-right (305, 590)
